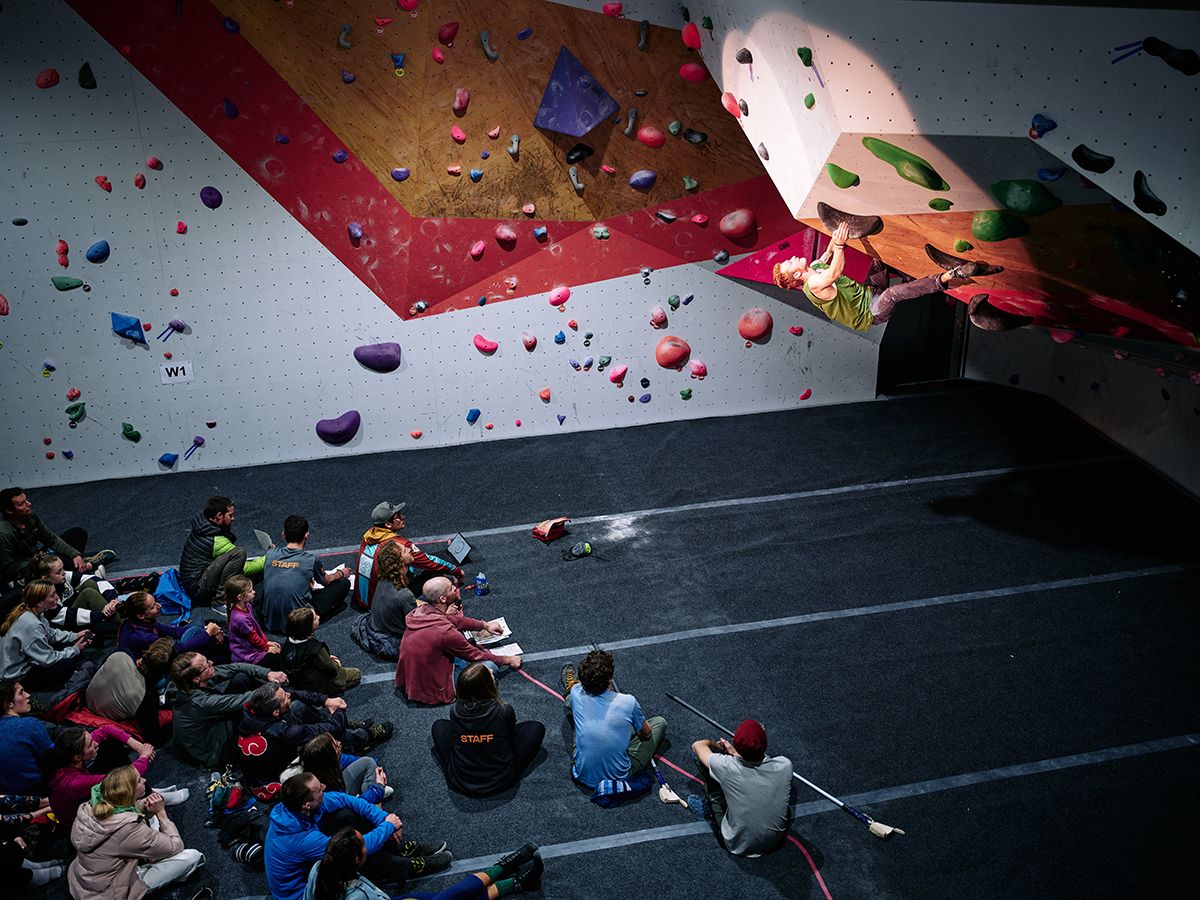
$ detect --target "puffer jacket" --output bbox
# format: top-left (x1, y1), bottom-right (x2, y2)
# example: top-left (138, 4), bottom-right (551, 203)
top-left (179, 512), bottom-right (234, 594)
top-left (67, 801), bottom-right (185, 900)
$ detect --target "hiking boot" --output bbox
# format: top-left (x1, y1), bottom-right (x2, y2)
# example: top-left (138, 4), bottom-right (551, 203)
top-left (945, 261), bottom-right (985, 280)
top-left (561, 663), bottom-right (579, 695)
top-left (497, 842), bottom-right (539, 876)
top-left (515, 852), bottom-right (544, 892)
top-left (86, 549), bottom-right (118, 567)
top-left (400, 838), bottom-right (447, 858)
top-left (406, 849), bottom-right (452, 877)
top-left (686, 794), bottom-right (712, 820)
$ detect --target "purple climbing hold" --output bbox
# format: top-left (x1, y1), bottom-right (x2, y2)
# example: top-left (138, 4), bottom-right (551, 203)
top-left (517, 28), bottom-right (533, 40)
top-left (62, 450), bottom-right (74, 460)
top-left (222, 97), bottom-right (238, 118)
top-left (557, 414), bottom-right (566, 424)
top-left (332, 149), bottom-right (349, 163)
top-left (276, 134), bottom-right (290, 144)
top-left (200, 186), bottom-right (222, 209)
top-left (639, 393), bottom-right (651, 403)
top-left (347, 222), bottom-right (364, 241)
top-left (391, 167), bottom-right (410, 182)
top-left (221, 17), bottom-right (240, 34)
top-left (1028, 114), bottom-right (1056, 139)
top-left (629, 169), bottom-right (657, 191)
top-left (316, 410), bottom-right (361, 445)
top-left (354, 343), bottom-right (402, 372)
top-left (534, 46), bottom-right (620, 137)
top-left (342, 70), bottom-right (356, 84)
top-left (481, 150), bottom-right (490, 160)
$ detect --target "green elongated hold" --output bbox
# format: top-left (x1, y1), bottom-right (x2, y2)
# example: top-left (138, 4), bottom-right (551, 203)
top-left (954, 239), bottom-right (974, 252)
top-left (861, 137), bottom-right (950, 191)
top-left (825, 163), bottom-right (859, 188)
top-left (804, 93), bottom-right (815, 109)
top-left (65, 402), bottom-right (86, 423)
top-left (971, 210), bottom-right (1029, 242)
top-left (682, 175), bottom-right (698, 190)
top-left (121, 422), bottom-right (141, 442)
top-left (680, 388), bottom-right (693, 400)
top-left (78, 62), bottom-right (96, 89)
top-left (991, 179), bottom-right (1061, 215)
top-left (797, 47), bottom-right (813, 66)
top-left (668, 294), bottom-right (680, 310)
top-left (668, 120), bottom-right (682, 136)
top-left (701, 16), bottom-right (713, 30)
top-left (928, 198), bottom-right (953, 211)
top-left (52, 275), bottom-right (84, 291)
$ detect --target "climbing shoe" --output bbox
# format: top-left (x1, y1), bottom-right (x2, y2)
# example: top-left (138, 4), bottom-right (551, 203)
top-left (400, 838), bottom-right (448, 859)
top-left (497, 842), bottom-right (539, 876)
top-left (561, 663), bottom-right (579, 695)
top-left (515, 852), bottom-right (544, 892)
top-left (406, 849), bottom-right (453, 877)
top-left (686, 794), bottom-right (712, 820)
top-left (86, 549), bottom-right (118, 567)
top-left (945, 261), bottom-right (986, 279)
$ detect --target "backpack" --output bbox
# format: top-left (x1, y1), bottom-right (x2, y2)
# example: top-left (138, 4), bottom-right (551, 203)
top-left (153, 567), bottom-right (193, 624)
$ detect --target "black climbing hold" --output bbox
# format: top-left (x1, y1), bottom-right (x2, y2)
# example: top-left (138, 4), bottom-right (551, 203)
top-left (1162, 388), bottom-right (1171, 401)
top-left (738, 98), bottom-right (748, 116)
top-left (1142, 36), bottom-right (1200, 77)
top-left (683, 129), bottom-right (707, 144)
top-left (925, 243), bottom-right (1005, 277)
top-left (12, 217), bottom-right (28, 226)
top-left (816, 201), bottom-right (883, 239)
top-left (1133, 170), bottom-right (1167, 216)
top-left (736, 48), bottom-right (752, 64)
top-left (681, 7), bottom-right (690, 23)
top-left (1009, 374), bottom-right (1020, 385)
top-left (757, 143), bottom-right (768, 161)
top-left (634, 89), bottom-right (648, 97)
top-left (1071, 144), bottom-right (1114, 174)
top-left (640, 377), bottom-right (651, 389)
top-left (566, 143), bottom-right (594, 164)
top-left (968, 294), bottom-right (1031, 332)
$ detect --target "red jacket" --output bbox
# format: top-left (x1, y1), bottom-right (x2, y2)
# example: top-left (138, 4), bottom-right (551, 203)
top-left (394, 605), bottom-right (503, 704)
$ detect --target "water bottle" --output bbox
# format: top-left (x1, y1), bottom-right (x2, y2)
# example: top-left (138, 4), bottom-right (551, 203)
top-left (474, 572), bottom-right (489, 597)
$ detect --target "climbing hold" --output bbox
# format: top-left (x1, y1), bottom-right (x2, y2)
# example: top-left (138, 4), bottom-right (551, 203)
top-left (36, 68), bottom-right (60, 89)
top-left (549, 285), bottom-right (571, 306)
top-left (521, 203), bottom-right (536, 216)
top-left (655, 335), bottom-right (691, 368)
top-left (95, 175), bottom-right (112, 193)
top-left (342, 70), bottom-right (356, 84)
top-left (636, 18), bottom-right (650, 51)
top-left (538, 388), bottom-right (551, 402)
top-left (639, 394), bottom-right (652, 403)
top-left (629, 169), bottom-right (657, 191)
top-left (432, 47), bottom-right (445, 64)
top-left (134, 173), bottom-right (146, 189)
top-left (738, 307), bottom-right (773, 340)
top-left (11, 218), bottom-right (28, 226)
top-left (816, 202), bottom-right (883, 239)
top-left (991, 180), bottom-right (1060, 215)
top-left (566, 143), bottom-right (594, 164)
top-left (469, 169), bottom-right (484, 182)
top-left (967, 294), bottom-right (1032, 332)
top-left (1028, 114), bottom-right (1056, 139)
top-left (637, 126), bottom-right (666, 148)
top-left (953, 239), bottom-right (973, 253)
top-left (200, 186), bottom-right (223, 209)
top-left (824, 163), bottom-right (859, 189)
top-left (924, 243), bottom-right (1005, 276)
top-left (1133, 170), bottom-right (1167, 216)
top-left (469, 241), bottom-right (486, 260)
top-left (721, 93), bottom-right (741, 118)
top-left (668, 121), bottom-right (683, 137)
top-left (353, 342), bottom-right (402, 373)
top-left (176, 222), bottom-right (187, 234)
top-left (78, 62), bottom-right (97, 89)
top-left (438, 21), bottom-right (459, 46)
top-left (557, 414), bottom-right (567, 425)
top-left (569, 359), bottom-right (581, 371)
top-left (508, 135), bottom-right (520, 157)
top-left (757, 143), bottom-right (769, 161)
top-left (65, 402), bottom-right (85, 424)
top-left (447, 165), bottom-right (462, 176)
top-left (473, 335), bottom-right (498, 354)
top-left (928, 198), bottom-right (954, 211)
top-left (111, 313), bottom-right (148, 344)
top-left (1049, 328), bottom-right (1077, 344)
top-left (683, 129), bottom-right (707, 144)
top-left (682, 22), bottom-right (701, 48)
top-left (583, 357), bottom-right (594, 371)
top-left (970, 210), bottom-right (1029, 242)
top-left (66, 387), bottom-right (81, 402)
top-left (736, 48), bottom-right (753, 64)
top-left (86, 240), bottom-right (110, 263)
top-left (485, 126), bottom-right (501, 141)
top-left (683, 294), bottom-right (694, 305)
top-left (656, 211), bottom-right (677, 223)
top-left (466, 408), bottom-right (481, 424)
top-left (391, 167), bottom-right (410, 182)
top-left (690, 214), bottom-right (709, 226)
top-left (1037, 168), bottom-right (1066, 182)
top-left (788, 325), bottom-right (804, 336)
top-left (390, 53), bottom-right (407, 69)
top-left (481, 151), bottom-right (490, 160)
top-left (597, 356), bottom-right (611, 370)
top-left (453, 87), bottom-right (471, 115)
top-left (347, 222), bottom-right (364, 241)
top-left (624, 108), bottom-right (639, 136)
top-left (592, 225), bottom-right (610, 239)
top-left (411, 430), bottom-right (424, 439)
top-left (221, 16), bottom-right (240, 33)
top-left (450, 126), bottom-right (467, 144)
top-left (495, 223), bottom-right (517, 244)
top-left (601, 164), bottom-right (616, 175)
top-left (337, 24), bottom-right (353, 49)
top-left (649, 306), bottom-right (668, 329)
top-left (719, 208), bottom-right (757, 239)
top-left (713, 250), bottom-right (730, 264)
top-left (1142, 36), bottom-right (1200, 77)
top-left (146, 156), bottom-right (163, 170)
top-left (567, 319), bottom-right (578, 330)
top-left (554, 331), bottom-right (566, 344)
top-left (679, 62), bottom-right (708, 82)
top-left (534, 226), bottom-right (548, 240)
top-left (682, 175), bottom-right (699, 191)
top-left (121, 422), bottom-right (142, 443)
top-left (569, 166), bottom-right (584, 193)
top-left (739, 99), bottom-right (750, 116)
top-left (667, 295), bottom-right (680, 310)
top-left (222, 97), bottom-right (238, 118)
top-left (45, 452), bottom-right (55, 460)
top-left (52, 276), bottom-right (84, 291)
top-left (862, 137), bottom-right (950, 190)
top-left (609, 365), bottom-right (628, 385)
top-left (688, 359), bottom-right (707, 379)
top-left (680, 388), bottom-right (692, 400)
top-left (1071, 144), bottom-right (1115, 174)
top-left (517, 27), bottom-right (533, 40)
top-left (479, 31), bottom-right (499, 60)
top-left (158, 452), bottom-right (179, 468)
top-left (316, 410), bottom-right (360, 445)
top-left (799, 389), bottom-right (812, 401)
top-left (797, 47), bottom-right (813, 66)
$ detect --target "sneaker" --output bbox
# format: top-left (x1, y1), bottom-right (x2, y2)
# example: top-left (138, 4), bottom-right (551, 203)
top-left (561, 663), bottom-right (579, 695)
top-left (946, 261), bottom-right (985, 280)
top-left (406, 849), bottom-right (452, 877)
top-left (382, 784), bottom-right (395, 800)
top-left (515, 852), bottom-right (544, 892)
top-left (86, 549), bottom-right (118, 567)
top-left (497, 842), bottom-right (539, 876)
top-left (94, 564), bottom-right (107, 581)
top-left (358, 721), bottom-right (394, 752)
top-left (686, 794), bottom-right (712, 820)
top-left (209, 601), bottom-right (228, 617)
top-left (188, 889), bottom-right (215, 900)
top-left (230, 841), bottom-right (263, 865)
top-left (400, 838), bottom-right (448, 858)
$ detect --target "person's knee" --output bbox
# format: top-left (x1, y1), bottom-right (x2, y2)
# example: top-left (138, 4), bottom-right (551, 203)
top-left (179, 848), bottom-right (205, 872)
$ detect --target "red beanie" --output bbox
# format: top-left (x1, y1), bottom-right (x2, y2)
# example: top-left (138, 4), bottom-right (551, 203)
top-left (733, 719), bottom-right (767, 760)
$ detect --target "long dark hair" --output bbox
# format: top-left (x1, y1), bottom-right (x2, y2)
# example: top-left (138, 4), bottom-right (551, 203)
top-left (42, 725), bottom-right (88, 784)
top-left (456, 662), bottom-right (501, 708)
top-left (312, 827), bottom-right (364, 900)
top-left (300, 733), bottom-right (347, 793)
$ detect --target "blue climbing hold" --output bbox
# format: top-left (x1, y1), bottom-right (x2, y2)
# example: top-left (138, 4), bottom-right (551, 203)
top-left (469, 169), bottom-right (484, 182)
top-left (557, 414), bottom-right (566, 424)
top-left (554, 331), bottom-right (566, 344)
top-left (332, 149), bottom-right (349, 163)
top-left (222, 97), bottom-right (238, 118)
top-left (534, 46), bottom-right (619, 137)
top-left (682, 293), bottom-right (694, 305)
top-left (86, 240), bottom-right (110, 263)
top-left (159, 452), bottom-right (179, 468)
top-left (629, 169), bottom-right (657, 191)
top-left (466, 408), bottom-right (481, 424)
top-left (481, 150), bottom-right (490, 160)
top-left (478, 296), bottom-right (487, 306)
top-left (639, 393), bottom-right (652, 403)
top-left (517, 28), bottom-right (533, 40)
top-left (390, 53), bottom-right (406, 68)
top-left (275, 134), bottom-right (289, 144)
top-left (111, 312), bottom-right (147, 344)
top-left (221, 17), bottom-right (239, 34)
top-left (1037, 167), bottom-right (1066, 182)
top-left (534, 226), bottom-right (548, 240)
top-left (391, 167), bottom-right (410, 182)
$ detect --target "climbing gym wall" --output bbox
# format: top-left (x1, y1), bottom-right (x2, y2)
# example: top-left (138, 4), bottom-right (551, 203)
top-left (0, 0), bottom-right (882, 488)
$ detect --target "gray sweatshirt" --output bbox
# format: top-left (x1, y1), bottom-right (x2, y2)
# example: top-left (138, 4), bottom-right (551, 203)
top-left (0, 611), bottom-right (78, 679)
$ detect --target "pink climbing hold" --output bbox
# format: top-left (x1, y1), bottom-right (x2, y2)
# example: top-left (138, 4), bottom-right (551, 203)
top-left (609, 365), bottom-right (629, 385)
top-left (495, 223), bottom-right (517, 243)
top-left (600, 164), bottom-right (616, 175)
top-left (469, 240), bottom-right (486, 259)
top-left (176, 221), bottom-right (187, 234)
top-left (719, 208), bottom-right (757, 239)
top-left (437, 21), bottom-right (459, 45)
top-left (453, 87), bottom-right (470, 113)
top-left (66, 387), bottom-right (81, 400)
top-left (655, 335), bottom-right (691, 369)
top-left (721, 92), bottom-right (741, 118)
top-left (1049, 328), bottom-right (1076, 344)
top-left (397, 0), bottom-right (419, 10)
top-left (451, 125), bottom-right (467, 143)
top-left (523, 332), bottom-right (538, 351)
top-left (473, 334), bottom-right (499, 354)
top-left (515, 419), bottom-right (522, 427)
top-left (146, 156), bottom-right (163, 170)
top-left (95, 175), bottom-right (112, 192)
top-left (447, 165), bottom-right (462, 176)
top-left (789, 325), bottom-right (805, 336)
top-left (521, 203), bottom-right (536, 215)
top-left (0, 292), bottom-right (8, 316)
top-left (432, 47), bottom-right (445, 64)
top-left (487, 125), bottom-right (501, 139)
top-left (688, 359), bottom-right (707, 379)
top-left (484, 423), bottom-right (494, 430)
top-left (682, 22), bottom-right (701, 49)
top-left (134, 173), bottom-right (146, 189)
top-left (690, 213), bottom-right (709, 226)
top-left (538, 388), bottom-right (551, 402)
top-left (411, 430), bottom-right (423, 439)
top-left (679, 63), bottom-right (708, 83)
top-left (1110, 326), bottom-right (1131, 338)
top-left (648, 306), bottom-right (667, 329)
top-left (738, 307), bottom-right (773, 340)
top-left (602, 2), bottom-right (623, 17)
top-left (637, 126), bottom-right (666, 148)
top-left (549, 285), bottom-right (571, 306)
top-left (799, 388), bottom-right (812, 401)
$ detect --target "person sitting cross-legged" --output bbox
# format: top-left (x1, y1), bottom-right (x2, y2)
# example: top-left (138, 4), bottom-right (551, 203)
top-left (561, 649), bottom-right (666, 806)
top-left (689, 719), bottom-right (793, 857)
top-left (0, 680), bottom-right (52, 795)
top-left (179, 495), bottom-right (265, 614)
top-left (299, 732), bottom-right (392, 806)
top-left (351, 539), bottom-right (417, 661)
top-left (25, 551), bottom-right (119, 635)
top-left (0, 579), bottom-right (95, 689)
top-left (262, 516), bottom-right (351, 633)
top-left (116, 590), bottom-right (226, 661)
top-left (225, 575), bottom-right (281, 666)
top-left (355, 501), bottom-right (462, 612)
top-left (86, 637), bottom-right (175, 746)
top-left (281, 608), bottom-right (361, 696)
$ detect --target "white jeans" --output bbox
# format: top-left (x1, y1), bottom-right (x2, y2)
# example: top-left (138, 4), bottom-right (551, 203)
top-left (136, 848), bottom-right (204, 892)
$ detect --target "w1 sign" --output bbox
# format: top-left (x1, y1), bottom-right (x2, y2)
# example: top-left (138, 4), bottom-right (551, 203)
top-left (160, 361), bottom-right (194, 384)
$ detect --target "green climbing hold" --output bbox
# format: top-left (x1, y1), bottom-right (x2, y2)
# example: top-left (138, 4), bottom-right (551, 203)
top-left (121, 422), bottom-right (141, 443)
top-left (971, 210), bottom-right (1029, 242)
top-left (682, 175), bottom-right (698, 190)
top-left (991, 179), bottom-right (1061, 216)
top-left (861, 137), bottom-right (950, 191)
top-left (680, 388), bottom-right (693, 400)
top-left (953, 239), bottom-right (974, 253)
top-left (592, 225), bottom-right (610, 240)
top-left (928, 198), bottom-right (953, 211)
top-left (65, 402), bottom-right (86, 423)
top-left (797, 47), bottom-right (813, 66)
top-left (78, 62), bottom-right (96, 90)
top-left (598, 355), bottom-right (612, 368)
top-left (52, 275), bottom-right (84, 291)
top-left (668, 120), bottom-right (682, 136)
top-left (825, 163), bottom-right (859, 189)
top-left (701, 16), bottom-right (713, 30)
top-left (804, 93), bottom-right (815, 109)
top-left (668, 294), bottom-right (680, 310)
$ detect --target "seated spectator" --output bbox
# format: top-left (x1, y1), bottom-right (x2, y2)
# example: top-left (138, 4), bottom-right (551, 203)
top-left (0, 579), bottom-right (94, 688)
top-left (116, 591), bottom-right (226, 661)
top-left (1, 793), bottom-right (64, 888)
top-left (688, 720), bottom-right (792, 857)
top-left (266, 772), bottom-right (450, 900)
top-left (351, 540), bottom-right (416, 660)
top-left (355, 502), bottom-right (462, 611)
top-left (0, 486), bottom-right (113, 589)
top-left (68, 765), bottom-right (205, 900)
top-left (179, 495), bottom-right (265, 613)
top-left (282, 608), bottom-right (361, 696)
top-left (0, 680), bottom-right (52, 794)
top-left (26, 552), bottom-right (119, 631)
top-left (44, 724), bottom-right (189, 829)
top-left (395, 578), bottom-right (519, 706)
top-left (237, 684), bottom-right (391, 795)
top-left (300, 733), bottom-right (392, 806)
top-left (168, 650), bottom-right (287, 769)
top-left (305, 828), bottom-right (540, 900)
top-left (561, 650), bottom-right (666, 798)
top-left (86, 637), bottom-right (176, 744)
top-left (225, 575), bottom-right (280, 666)
top-left (432, 662), bottom-right (545, 797)
top-left (263, 516), bottom-right (351, 633)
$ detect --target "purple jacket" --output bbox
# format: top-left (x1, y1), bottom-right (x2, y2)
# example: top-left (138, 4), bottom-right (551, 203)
top-left (116, 618), bottom-right (209, 659)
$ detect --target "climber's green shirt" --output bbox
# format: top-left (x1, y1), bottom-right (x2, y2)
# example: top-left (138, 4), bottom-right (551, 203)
top-left (802, 274), bottom-right (875, 332)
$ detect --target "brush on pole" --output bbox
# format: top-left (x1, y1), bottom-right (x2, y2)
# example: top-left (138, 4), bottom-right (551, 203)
top-left (667, 693), bottom-right (905, 839)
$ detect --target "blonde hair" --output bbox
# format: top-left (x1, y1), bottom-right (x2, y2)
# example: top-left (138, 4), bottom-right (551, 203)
top-left (93, 766), bottom-right (140, 819)
top-left (0, 580), bottom-right (55, 635)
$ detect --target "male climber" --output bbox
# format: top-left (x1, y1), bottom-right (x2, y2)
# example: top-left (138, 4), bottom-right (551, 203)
top-left (773, 222), bottom-right (986, 332)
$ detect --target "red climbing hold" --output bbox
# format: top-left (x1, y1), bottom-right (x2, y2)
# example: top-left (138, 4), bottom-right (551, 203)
top-left (1110, 326), bottom-right (1130, 338)
top-left (567, 319), bottom-right (578, 330)
top-left (654, 335), bottom-right (691, 369)
top-left (410, 430), bottom-right (423, 439)
top-left (539, 388), bottom-right (551, 402)
top-left (603, 2), bottom-right (623, 17)
top-left (146, 156), bottom-right (163, 170)
top-left (143, 322), bottom-right (153, 331)
top-left (46, 452), bottom-right (55, 460)
top-left (42, 436), bottom-right (52, 445)
top-left (95, 175), bottom-right (112, 192)
top-left (473, 334), bottom-right (498, 354)
top-left (57, 239), bottom-right (69, 255)
top-left (0, 292), bottom-right (8, 316)
top-left (690, 214), bottom-right (709, 226)
top-left (679, 63), bottom-right (707, 83)
top-left (397, 0), bottom-right (419, 10)
top-left (437, 21), bottom-right (459, 45)
top-left (682, 22), bottom-right (701, 49)
top-left (163, 352), bottom-right (172, 359)
top-left (719, 208), bottom-right (757, 239)
top-left (36, 68), bottom-right (60, 89)
top-left (799, 388), bottom-right (812, 401)
top-left (789, 325), bottom-right (805, 336)
top-left (637, 126), bottom-right (666, 148)
top-left (134, 173), bottom-right (146, 189)
top-left (169, 288), bottom-right (179, 296)
top-left (66, 387), bottom-right (80, 400)
top-left (432, 47), bottom-right (445, 64)
top-left (176, 222), bottom-right (187, 234)
top-left (738, 307), bottom-right (773, 340)
top-left (549, 286), bottom-right (570, 306)
top-left (721, 93), bottom-right (741, 118)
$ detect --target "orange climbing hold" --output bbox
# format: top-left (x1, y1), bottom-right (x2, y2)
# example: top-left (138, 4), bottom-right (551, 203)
top-left (738, 307), bottom-right (773, 340)
top-left (410, 430), bottom-right (423, 439)
top-left (655, 335), bottom-right (691, 369)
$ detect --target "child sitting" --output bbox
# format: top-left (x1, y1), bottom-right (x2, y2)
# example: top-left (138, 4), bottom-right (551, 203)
top-left (280, 608), bottom-right (360, 696)
top-left (225, 576), bottom-right (281, 667)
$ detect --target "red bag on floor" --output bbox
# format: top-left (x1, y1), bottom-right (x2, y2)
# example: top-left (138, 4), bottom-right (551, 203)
top-left (531, 516), bottom-right (570, 542)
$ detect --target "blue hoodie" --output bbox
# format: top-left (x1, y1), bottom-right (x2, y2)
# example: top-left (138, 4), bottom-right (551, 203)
top-left (265, 790), bottom-right (394, 900)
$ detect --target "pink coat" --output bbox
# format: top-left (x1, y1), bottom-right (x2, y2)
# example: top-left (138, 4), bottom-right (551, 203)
top-left (49, 724), bottom-right (151, 829)
top-left (394, 605), bottom-right (503, 704)
top-left (68, 803), bottom-right (184, 900)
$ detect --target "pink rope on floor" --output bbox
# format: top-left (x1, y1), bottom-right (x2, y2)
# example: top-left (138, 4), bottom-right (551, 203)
top-left (653, 753), bottom-right (705, 786)
top-left (787, 834), bottom-right (835, 900)
top-left (517, 667), bottom-right (565, 701)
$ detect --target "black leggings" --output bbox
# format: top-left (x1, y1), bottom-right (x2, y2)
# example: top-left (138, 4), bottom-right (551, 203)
top-left (431, 719), bottom-right (545, 796)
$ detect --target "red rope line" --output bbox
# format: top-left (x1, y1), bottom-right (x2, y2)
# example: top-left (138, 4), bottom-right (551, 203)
top-left (787, 835), bottom-right (835, 900)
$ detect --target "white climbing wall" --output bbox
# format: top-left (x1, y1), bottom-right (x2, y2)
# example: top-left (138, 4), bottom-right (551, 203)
top-left (0, 0), bottom-right (882, 488)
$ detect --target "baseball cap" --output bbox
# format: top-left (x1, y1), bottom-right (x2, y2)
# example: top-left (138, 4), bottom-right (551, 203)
top-left (371, 501), bottom-right (407, 525)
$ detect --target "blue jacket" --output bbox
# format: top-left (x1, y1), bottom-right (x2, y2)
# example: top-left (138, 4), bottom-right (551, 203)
top-left (265, 790), bottom-right (395, 900)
